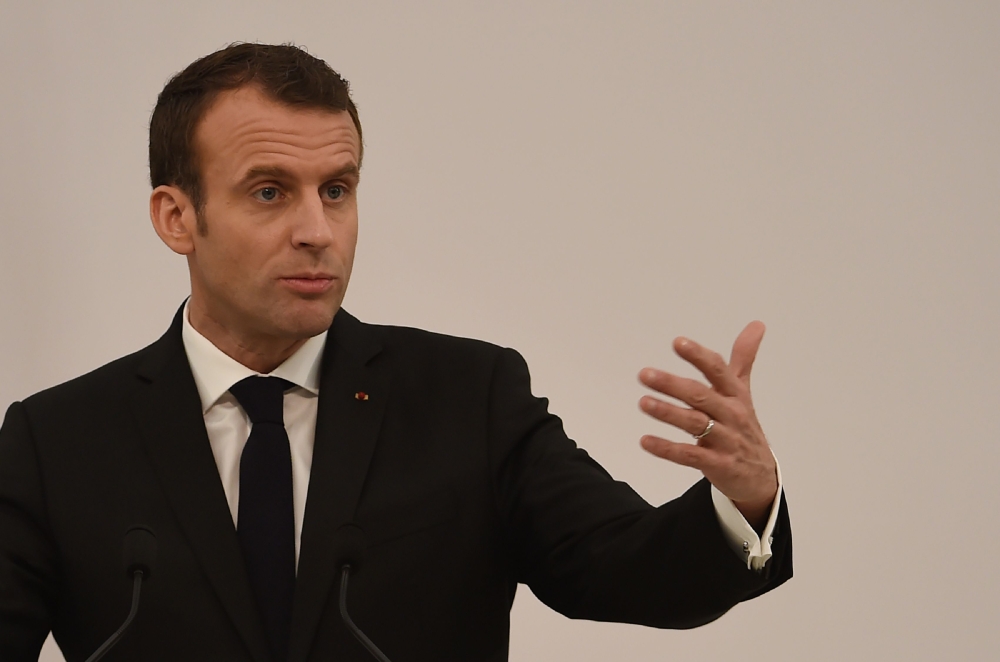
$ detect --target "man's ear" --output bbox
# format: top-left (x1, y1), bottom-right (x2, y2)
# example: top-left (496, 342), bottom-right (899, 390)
top-left (150, 185), bottom-right (199, 255)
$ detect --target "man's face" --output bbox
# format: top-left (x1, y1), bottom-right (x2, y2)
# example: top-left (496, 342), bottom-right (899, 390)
top-left (187, 86), bottom-right (360, 345)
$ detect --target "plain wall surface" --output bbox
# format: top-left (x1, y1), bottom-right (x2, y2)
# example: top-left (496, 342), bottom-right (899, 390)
top-left (1, 1), bottom-right (997, 660)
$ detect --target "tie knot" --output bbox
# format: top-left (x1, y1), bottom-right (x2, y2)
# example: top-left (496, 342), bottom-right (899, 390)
top-left (229, 376), bottom-right (294, 425)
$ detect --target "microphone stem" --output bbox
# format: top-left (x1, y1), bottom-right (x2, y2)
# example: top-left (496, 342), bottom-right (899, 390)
top-left (84, 571), bottom-right (143, 662)
top-left (339, 566), bottom-right (392, 662)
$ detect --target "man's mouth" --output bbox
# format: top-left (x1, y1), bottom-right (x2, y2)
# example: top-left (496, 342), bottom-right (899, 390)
top-left (279, 274), bottom-right (336, 294)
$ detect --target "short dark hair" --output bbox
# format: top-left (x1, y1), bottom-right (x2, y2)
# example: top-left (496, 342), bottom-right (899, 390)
top-left (149, 42), bottom-right (362, 213)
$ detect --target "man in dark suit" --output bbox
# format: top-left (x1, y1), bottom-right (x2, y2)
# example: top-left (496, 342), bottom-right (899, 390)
top-left (0, 44), bottom-right (791, 662)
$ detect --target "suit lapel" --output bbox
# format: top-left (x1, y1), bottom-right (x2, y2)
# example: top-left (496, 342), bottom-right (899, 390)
top-left (132, 309), bottom-right (273, 662)
top-left (288, 310), bottom-right (388, 662)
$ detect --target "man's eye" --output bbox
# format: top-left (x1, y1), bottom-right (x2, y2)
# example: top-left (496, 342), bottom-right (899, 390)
top-left (254, 187), bottom-right (279, 202)
top-left (326, 185), bottom-right (344, 200)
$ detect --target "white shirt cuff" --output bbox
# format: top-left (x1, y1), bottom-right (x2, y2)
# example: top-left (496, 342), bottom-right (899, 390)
top-left (710, 453), bottom-right (783, 571)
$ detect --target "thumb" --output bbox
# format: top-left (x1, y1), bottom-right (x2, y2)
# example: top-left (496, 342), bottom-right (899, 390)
top-left (729, 321), bottom-right (766, 385)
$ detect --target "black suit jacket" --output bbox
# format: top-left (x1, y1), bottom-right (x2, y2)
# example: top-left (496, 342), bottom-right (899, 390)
top-left (0, 307), bottom-right (791, 661)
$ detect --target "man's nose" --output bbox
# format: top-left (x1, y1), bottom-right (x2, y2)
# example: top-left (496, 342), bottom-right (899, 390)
top-left (290, 193), bottom-right (335, 249)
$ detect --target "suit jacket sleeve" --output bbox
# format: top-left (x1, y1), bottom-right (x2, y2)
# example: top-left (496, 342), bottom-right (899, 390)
top-left (0, 401), bottom-right (60, 661)
top-left (487, 347), bottom-right (792, 628)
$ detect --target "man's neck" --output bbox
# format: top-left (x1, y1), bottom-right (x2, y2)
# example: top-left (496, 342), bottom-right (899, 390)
top-left (186, 299), bottom-right (307, 374)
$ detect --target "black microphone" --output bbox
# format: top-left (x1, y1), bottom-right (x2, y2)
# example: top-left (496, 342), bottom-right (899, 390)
top-left (84, 526), bottom-right (157, 662)
top-left (334, 524), bottom-right (392, 662)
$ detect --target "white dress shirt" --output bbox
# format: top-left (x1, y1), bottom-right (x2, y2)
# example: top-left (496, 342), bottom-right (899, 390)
top-left (713, 457), bottom-right (782, 570)
top-left (180, 302), bottom-right (781, 571)
top-left (181, 302), bottom-right (325, 566)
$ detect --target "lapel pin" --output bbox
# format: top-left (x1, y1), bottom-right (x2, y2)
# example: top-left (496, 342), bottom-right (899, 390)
top-left (354, 391), bottom-right (369, 401)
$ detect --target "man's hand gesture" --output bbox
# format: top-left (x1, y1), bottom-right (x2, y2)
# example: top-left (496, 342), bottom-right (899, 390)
top-left (638, 321), bottom-right (778, 528)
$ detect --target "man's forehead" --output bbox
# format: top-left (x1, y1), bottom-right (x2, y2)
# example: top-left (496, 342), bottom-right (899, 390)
top-left (199, 87), bottom-right (357, 141)
top-left (195, 86), bottom-right (360, 172)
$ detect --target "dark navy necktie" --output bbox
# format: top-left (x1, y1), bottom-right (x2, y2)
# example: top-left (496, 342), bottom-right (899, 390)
top-left (229, 376), bottom-right (296, 662)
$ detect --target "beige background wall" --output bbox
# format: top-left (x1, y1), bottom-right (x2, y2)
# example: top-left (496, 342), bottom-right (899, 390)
top-left (2, 1), bottom-right (997, 660)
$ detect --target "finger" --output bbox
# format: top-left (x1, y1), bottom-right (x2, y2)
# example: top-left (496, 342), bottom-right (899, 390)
top-left (640, 434), bottom-right (721, 470)
top-left (638, 369), bottom-right (733, 421)
top-left (729, 321), bottom-right (765, 386)
top-left (638, 396), bottom-right (712, 437)
top-left (639, 396), bottom-right (740, 450)
top-left (672, 337), bottom-right (743, 397)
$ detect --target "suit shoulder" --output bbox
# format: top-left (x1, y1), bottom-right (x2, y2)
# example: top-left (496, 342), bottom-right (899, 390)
top-left (367, 321), bottom-right (508, 358)
top-left (19, 341), bottom-right (160, 414)
top-left (359, 321), bottom-right (530, 381)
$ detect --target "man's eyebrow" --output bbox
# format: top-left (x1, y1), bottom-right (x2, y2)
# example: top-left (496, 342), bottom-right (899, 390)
top-left (237, 164), bottom-right (360, 187)
top-left (238, 165), bottom-right (293, 186)
top-left (328, 164), bottom-right (361, 181)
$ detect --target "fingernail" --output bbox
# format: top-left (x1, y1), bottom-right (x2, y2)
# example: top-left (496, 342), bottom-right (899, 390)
top-left (676, 337), bottom-right (690, 348)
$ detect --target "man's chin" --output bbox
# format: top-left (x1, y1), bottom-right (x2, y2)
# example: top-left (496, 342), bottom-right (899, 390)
top-left (275, 304), bottom-right (339, 339)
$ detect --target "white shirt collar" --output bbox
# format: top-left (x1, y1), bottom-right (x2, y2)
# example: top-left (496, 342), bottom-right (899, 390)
top-left (181, 299), bottom-right (327, 413)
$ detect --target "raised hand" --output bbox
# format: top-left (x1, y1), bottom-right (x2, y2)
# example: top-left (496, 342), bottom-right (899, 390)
top-left (637, 321), bottom-right (778, 528)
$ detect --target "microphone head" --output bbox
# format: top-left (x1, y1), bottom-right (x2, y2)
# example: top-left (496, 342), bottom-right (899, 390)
top-left (123, 525), bottom-right (157, 580)
top-left (333, 523), bottom-right (366, 572)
